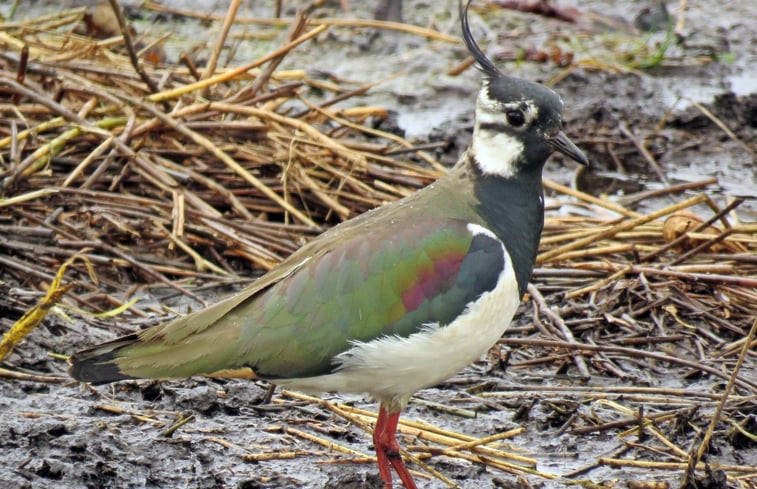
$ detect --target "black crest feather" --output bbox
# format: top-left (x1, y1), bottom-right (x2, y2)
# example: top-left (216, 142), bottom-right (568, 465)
top-left (460, 0), bottom-right (503, 78)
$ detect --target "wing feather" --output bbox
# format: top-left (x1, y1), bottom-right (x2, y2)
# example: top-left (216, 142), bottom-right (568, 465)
top-left (70, 219), bottom-right (506, 383)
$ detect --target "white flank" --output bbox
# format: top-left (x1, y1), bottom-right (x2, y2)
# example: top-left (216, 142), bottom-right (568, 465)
top-left (276, 223), bottom-right (521, 412)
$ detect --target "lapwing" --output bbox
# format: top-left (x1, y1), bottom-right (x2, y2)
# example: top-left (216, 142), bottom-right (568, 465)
top-left (69, 1), bottom-right (588, 487)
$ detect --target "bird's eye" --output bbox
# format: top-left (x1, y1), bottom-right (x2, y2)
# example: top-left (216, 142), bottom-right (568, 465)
top-left (506, 109), bottom-right (526, 127)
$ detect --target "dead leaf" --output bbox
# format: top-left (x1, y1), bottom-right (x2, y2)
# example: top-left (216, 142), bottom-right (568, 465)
top-left (662, 211), bottom-right (746, 253)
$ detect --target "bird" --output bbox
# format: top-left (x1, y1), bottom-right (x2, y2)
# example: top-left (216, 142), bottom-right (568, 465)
top-left (68, 1), bottom-right (588, 487)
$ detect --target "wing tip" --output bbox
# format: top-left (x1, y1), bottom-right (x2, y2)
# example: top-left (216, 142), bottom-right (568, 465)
top-left (68, 334), bottom-right (139, 385)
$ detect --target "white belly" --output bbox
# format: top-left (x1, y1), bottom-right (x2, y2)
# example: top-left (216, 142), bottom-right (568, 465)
top-left (276, 240), bottom-right (521, 412)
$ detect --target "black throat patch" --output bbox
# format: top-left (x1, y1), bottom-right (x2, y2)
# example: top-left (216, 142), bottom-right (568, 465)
top-left (469, 158), bottom-right (544, 297)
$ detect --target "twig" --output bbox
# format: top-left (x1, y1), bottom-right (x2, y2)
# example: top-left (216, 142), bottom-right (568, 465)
top-left (688, 98), bottom-right (754, 154)
top-left (161, 412), bottom-right (196, 437)
top-left (238, 2), bottom-right (311, 101)
top-left (106, 0), bottom-right (160, 94)
top-left (499, 338), bottom-right (757, 392)
top-left (527, 284), bottom-right (591, 380)
top-left (674, 0), bottom-right (688, 36)
top-left (0, 367), bottom-right (67, 383)
top-left (148, 24), bottom-right (328, 103)
top-left (683, 318), bottom-right (757, 486)
top-left (667, 227), bottom-right (736, 266)
top-left (616, 177), bottom-right (718, 206)
top-left (199, 0), bottom-right (241, 97)
top-left (128, 96), bottom-right (318, 225)
top-left (602, 458), bottom-right (757, 473)
top-left (543, 179), bottom-right (641, 218)
top-left (618, 122), bottom-right (669, 184)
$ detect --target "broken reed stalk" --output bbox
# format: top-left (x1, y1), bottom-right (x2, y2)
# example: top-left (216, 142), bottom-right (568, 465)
top-left (199, 0), bottom-right (242, 96)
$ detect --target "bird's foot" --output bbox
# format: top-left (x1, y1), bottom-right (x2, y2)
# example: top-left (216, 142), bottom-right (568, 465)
top-left (374, 406), bottom-right (418, 489)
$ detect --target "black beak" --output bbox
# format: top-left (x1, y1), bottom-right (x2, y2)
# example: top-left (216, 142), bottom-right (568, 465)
top-left (550, 131), bottom-right (589, 166)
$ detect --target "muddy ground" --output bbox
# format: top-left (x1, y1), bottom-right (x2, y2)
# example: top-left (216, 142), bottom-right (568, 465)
top-left (1, 1), bottom-right (756, 488)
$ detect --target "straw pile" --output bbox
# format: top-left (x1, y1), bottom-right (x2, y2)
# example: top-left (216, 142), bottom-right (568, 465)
top-left (0, 4), bottom-right (755, 489)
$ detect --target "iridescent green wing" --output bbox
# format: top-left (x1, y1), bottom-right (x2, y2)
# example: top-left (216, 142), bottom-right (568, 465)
top-left (92, 218), bottom-right (505, 381)
top-left (233, 218), bottom-right (506, 379)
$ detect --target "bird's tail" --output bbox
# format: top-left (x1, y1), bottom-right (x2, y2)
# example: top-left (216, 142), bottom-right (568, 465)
top-left (68, 327), bottom-right (254, 384)
top-left (68, 287), bottom-right (260, 385)
top-left (68, 334), bottom-right (142, 384)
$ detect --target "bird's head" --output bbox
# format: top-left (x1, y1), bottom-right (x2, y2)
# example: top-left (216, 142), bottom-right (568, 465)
top-left (461, 0), bottom-right (588, 179)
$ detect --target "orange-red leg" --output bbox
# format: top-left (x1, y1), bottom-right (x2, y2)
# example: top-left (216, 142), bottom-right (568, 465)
top-left (373, 405), bottom-right (417, 489)
top-left (373, 406), bottom-right (393, 487)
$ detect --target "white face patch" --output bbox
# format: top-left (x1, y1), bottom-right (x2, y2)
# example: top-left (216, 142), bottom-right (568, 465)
top-left (471, 123), bottom-right (523, 178)
top-left (470, 81), bottom-right (541, 178)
